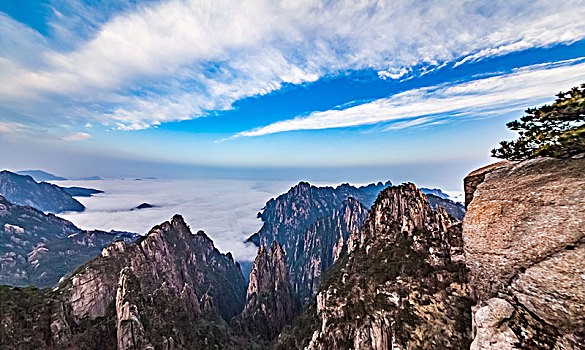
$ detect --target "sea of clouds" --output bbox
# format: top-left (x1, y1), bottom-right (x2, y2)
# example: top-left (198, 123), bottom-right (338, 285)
top-left (57, 178), bottom-right (296, 262)
top-left (55, 178), bottom-right (463, 263)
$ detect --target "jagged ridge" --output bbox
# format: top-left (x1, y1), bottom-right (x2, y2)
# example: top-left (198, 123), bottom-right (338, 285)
top-left (276, 184), bottom-right (472, 349)
top-left (0, 195), bottom-right (136, 287)
top-left (0, 215), bottom-right (247, 349)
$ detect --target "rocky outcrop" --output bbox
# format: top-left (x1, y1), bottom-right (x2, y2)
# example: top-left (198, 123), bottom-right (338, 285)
top-left (0, 170), bottom-right (84, 213)
top-left (233, 241), bottom-right (295, 340)
top-left (248, 181), bottom-right (391, 249)
top-left (463, 156), bottom-right (585, 349)
top-left (0, 215), bottom-right (247, 349)
top-left (276, 184), bottom-right (472, 349)
top-left (0, 195), bottom-right (137, 287)
top-left (463, 161), bottom-right (510, 208)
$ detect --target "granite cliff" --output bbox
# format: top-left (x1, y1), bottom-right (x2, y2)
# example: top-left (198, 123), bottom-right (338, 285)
top-left (247, 181), bottom-right (389, 306)
top-left (233, 241), bottom-right (295, 341)
top-left (0, 215), bottom-right (247, 349)
top-left (276, 184), bottom-right (472, 349)
top-left (248, 181), bottom-right (465, 307)
top-left (463, 155), bottom-right (585, 349)
top-left (0, 195), bottom-right (136, 287)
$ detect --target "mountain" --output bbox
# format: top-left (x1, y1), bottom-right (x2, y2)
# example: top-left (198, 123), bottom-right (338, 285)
top-left (247, 180), bottom-right (465, 306)
top-left (463, 156), bottom-right (585, 348)
top-left (232, 241), bottom-right (296, 341)
top-left (75, 176), bottom-right (102, 180)
top-left (0, 215), bottom-right (247, 349)
top-left (2, 156), bottom-right (583, 348)
top-left (247, 181), bottom-right (390, 304)
top-left (419, 187), bottom-right (449, 199)
top-left (62, 186), bottom-right (104, 197)
top-left (0, 195), bottom-right (137, 287)
top-left (275, 184), bottom-right (472, 349)
top-left (0, 170), bottom-right (84, 213)
top-left (16, 170), bottom-right (67, 181)
top-left (425, 193), bottom-right (465, 220)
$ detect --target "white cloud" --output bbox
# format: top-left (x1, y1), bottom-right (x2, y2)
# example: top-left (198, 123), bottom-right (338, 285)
top-left (1, 0), bottom-right (585, 130)
top-left (233, 58), bottom-right (585, 137)
top-left (63, 132), bottom-right (92, 141)
top-left (378, 67), bottom-right (411, 80)
top-left (58, 178), bottom-right (295, 261)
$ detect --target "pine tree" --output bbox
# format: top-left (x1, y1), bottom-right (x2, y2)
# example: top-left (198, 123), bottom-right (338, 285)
top-left (492, 84), bottom-right (585, 160)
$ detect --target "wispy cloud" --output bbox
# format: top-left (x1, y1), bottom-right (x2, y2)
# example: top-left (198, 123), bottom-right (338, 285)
top-left (63, 132), bottom-right (92, 141)
top-left (231, 58), bottom-right (585, 137)
top-left (0, 121), bottom-right (24, 133)
top-left (1, 0), bottom-right (584, 131)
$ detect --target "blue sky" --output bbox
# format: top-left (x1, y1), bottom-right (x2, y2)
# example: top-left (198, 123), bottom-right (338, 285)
top-left (1, 0), bottom-right (585, 190)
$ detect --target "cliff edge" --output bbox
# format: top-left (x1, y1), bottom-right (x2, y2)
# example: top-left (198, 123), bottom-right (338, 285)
top-left (463, 155), bottom-right (585, 349)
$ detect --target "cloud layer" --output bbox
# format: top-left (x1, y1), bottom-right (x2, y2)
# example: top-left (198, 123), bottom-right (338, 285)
top-left (58, 178), bottom-right (295, 261)
top-left (233, 58), bottom-right (585, 137)
top-left (2, 0), bottom-right (585, 131)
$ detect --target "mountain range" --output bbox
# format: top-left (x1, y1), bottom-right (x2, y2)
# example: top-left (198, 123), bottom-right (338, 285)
top-left (16, 170), bottom-right (68, 182)
top-left (1, 155), bottom-right (583, 349)
top-left (0, 171), bottom-right (85, 213)
top-left (0, 195), bottom-right (137, 287)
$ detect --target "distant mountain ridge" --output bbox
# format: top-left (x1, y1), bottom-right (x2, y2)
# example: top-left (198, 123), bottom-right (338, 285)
top-left (16, 170), bottom-right (67, 181)
top-left (420, 187), bottom-right (449, 199)
top-left (0, 170), bottom-right (84, 213)
top-left (425, 193), bottom-right (466, 220)
top-left (62, 186), bottom-right (104, 197)
top-left (0, 195), bottom-right (137, 287)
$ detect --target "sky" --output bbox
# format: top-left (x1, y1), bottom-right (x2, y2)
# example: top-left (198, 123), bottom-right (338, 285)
top-left (1, 0), bottom-right (585, 190)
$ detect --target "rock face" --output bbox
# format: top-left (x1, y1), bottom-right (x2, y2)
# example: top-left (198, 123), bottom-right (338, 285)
top-left (463, 156), bottom-right (585, 349)
top-left (247, 181), bottom-right (389, 305)
top-left (0, 170), bottom-right (84, 213)
top-left (276, 184), bottom-right (472, 349)
top-left (233, 241), bottom-right (295, 340)
top-left (248, 181), bottom-right (465, 306)
top-left (290, 198), bottom-right (369, 305)
top-left (425, 193), bottom-right (465, 220)
top-left (0, 215), bottom-right (247, 349)
top-left (0, 195), bottom-right (136, 287)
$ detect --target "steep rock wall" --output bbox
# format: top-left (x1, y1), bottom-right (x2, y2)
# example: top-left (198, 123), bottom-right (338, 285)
top-left (463, 156), bottom-right (585, 349)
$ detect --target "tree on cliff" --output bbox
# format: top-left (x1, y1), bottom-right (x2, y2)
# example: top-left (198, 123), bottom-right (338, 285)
top-left (492, 83), bottom-right (585, 160)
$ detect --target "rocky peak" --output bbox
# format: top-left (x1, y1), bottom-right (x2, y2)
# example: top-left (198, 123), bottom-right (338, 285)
top-left (247, 241), bottom-right (289, 297)
top-left (1, 215), bottom-right (247, 349)
top-left (233, 241), bottom-right (295, 340)
top-left (276, 183), bottom-right (472, 349)
top-left (348, 183), bottom-right (451, 254)
top-left (247, 181), bottom-right (388, 305)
